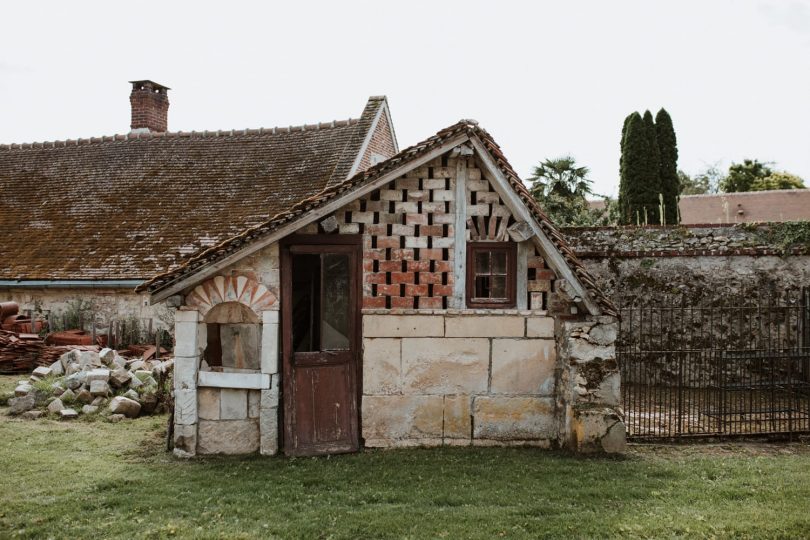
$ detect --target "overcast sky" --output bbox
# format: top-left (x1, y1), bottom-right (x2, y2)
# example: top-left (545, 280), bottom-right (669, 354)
top-left (1, 1), bottom-right (808, 197)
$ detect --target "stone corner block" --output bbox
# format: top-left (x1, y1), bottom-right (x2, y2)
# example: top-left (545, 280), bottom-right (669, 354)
top-left (570, 407), bottom-right (626, 454)
top-left (174, 309), bottom-right (201, 323)
top-left (362, 338), bottom-right (402, 394)
top-left (526, 316), bottom-right (555, 338)
top-left (490, 338), bottom-right (556, 395)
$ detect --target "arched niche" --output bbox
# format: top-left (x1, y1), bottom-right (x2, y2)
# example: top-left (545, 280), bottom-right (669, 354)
top-left (201, 301), bottom-right (262, 372)
top-left (186, 275), bottom-right (276, 317)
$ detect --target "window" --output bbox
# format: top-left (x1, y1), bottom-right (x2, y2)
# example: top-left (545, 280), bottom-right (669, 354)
top-left (466, 242), bottom-right (517, 308)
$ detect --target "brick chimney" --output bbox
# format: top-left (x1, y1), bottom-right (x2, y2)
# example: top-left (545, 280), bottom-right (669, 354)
top-left (129, 80), bottom-right (170, 133)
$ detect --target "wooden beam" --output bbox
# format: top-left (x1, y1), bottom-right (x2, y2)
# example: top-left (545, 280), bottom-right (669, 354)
top-left (516, 240), bottom-right (530, 310)
top-left (450, 144), bottom-right (472, 308)
top-left (151, 134), bottom-right (471, 304)
top-left (468, 137), bottom-right (602, 316)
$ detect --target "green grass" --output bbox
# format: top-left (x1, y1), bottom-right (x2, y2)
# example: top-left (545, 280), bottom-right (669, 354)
top-left (0, 375), bottom-right (809, 539)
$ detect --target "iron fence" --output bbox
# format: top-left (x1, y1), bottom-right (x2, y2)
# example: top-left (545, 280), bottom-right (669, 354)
top-left (619, 288), bottom-right (810, 440)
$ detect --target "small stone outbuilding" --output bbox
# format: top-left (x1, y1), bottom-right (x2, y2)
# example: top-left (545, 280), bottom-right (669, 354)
top-left (140, 120), bottom-right (624, 457)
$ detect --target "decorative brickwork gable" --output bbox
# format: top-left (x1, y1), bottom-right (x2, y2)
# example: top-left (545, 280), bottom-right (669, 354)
top-left (357, 103), bottom-right (398, 171)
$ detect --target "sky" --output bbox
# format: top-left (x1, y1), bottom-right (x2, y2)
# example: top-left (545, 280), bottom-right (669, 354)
top-left (1, 0), bottom-right (809, 197)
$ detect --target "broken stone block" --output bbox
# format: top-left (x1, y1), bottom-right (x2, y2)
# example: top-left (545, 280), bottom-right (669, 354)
top-left (20, 410), bottom-right (44, 420)
top-left (31, 366), bottom-right (52, 379)
top-left (75, 389), bottom-right (93, 404)
top-left (86, 368), bottom-right (110, 383)
top-left (14, 383), bottom-right (33, 396)
top-left (108, 413), bottom-right (126, 423)
top-left (140, 393), bottom-right (158, 414)
top-left (128, 375), bottom-right (144, 390)
top-left (128, 360), bottom-right (146, 371)
top-left (81, 405), bottom-right (98, 415)
top-left (91, 396), bottom-right (106, 407)
top-left (99, 348), bottom-right (116, 365)
top-left (60, 388), bottom-right (76, 402)
top-left (109, 396), bottom-right (141, 418)
top-left (112, 355), bottom-right (127, 369)
top-left (89, 380), bottom-right (110, 397)
top-left (49, 359), bottom-right (64, 376)
top-left (109, 368), bottom-right (131, 387)
top-left (66, 362), bottom-right (83, 376)
top-left (76, 351), bottom-right (102, 369)
top-left (60, 408), bottom-right (79, 420)
top-left (47, 398), bottom-right (65, 414)
top-left (51, 382), bottom-right (65, 396)
top-left (65, 372), bottom-right (86, 390)
top-left (8, 394), bottom-right (36, 415)
top-left (123, 389), bottom-right (140, 402)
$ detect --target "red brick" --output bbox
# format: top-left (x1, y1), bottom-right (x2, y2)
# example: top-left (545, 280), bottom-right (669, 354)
top-left (421, 249), bottom-right (444, 260)
top-left (391, 249), bottom-right (415, 261)
top-left (434, 261), bottom-right (453, 272)
top-left (391, 296), bottom-right (414, 309)
top-left (420, 225), bottom-right (444, 236)
top-left (378, 260), bottom-right (402, 272)
top-left (432, 284), bottom-right (454, 296)
top-left (419, 272), bottom-right (444, 284)
top-left (364, 273), bottom-right (387, 285)
top-left (527, 256), bottom-right (546, 269)
top-left (377, 284), bottom-right (401, 296)
top-left (405, 284), bottom-right (429, 296)
top-left (536, 269), bottom-right (556, 280)
top-left (376, 236), bottom-right (400, 249)
top-left (406, 260), bottom-right (431, 272)
top-left (363, 259), bottom-right (374, 273)
top-left (390, 272), bottom-right (415, 284)
top-left (418, 297), bottom-right (443, 309)
top-left (366, 224), bottom-right (388, 236)
top-left (405, 213), bottom-right (429, 225)
top-left (363, 296), bottom-right (386, 309)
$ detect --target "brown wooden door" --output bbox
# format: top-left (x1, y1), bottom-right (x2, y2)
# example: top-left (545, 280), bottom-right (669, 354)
top-left (281, 238), bottom-right (361, 456)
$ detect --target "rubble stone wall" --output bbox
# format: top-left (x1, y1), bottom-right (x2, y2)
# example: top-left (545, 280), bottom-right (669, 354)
top-left (361, 311), bottom-right (559, 447)
top-left (563, 224), bottom-right (810, 305)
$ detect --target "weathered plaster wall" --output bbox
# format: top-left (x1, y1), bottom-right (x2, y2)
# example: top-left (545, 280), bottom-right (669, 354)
top-left (0, 287), bottom-right (170, 328)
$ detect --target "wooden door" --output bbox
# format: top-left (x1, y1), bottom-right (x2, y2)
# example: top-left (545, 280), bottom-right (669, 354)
top-left (281, 238), bottom-right (361, 456)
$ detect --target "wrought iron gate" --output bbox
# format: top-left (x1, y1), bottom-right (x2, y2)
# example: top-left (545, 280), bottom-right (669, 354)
top-left (619, 288), bottom-right (810, 440)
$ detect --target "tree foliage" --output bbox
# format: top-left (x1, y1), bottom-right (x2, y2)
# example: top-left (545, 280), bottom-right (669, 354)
top-left (719, 159), bottom-right (806, 192)
top-left (655, 108), bottom-right (680, 224)
top-left (528, 156), bottom-right (609, 226)
top-left (618, 112), bottom-right (663, 224)
top-left (678, 165), bottom-right (722, 195)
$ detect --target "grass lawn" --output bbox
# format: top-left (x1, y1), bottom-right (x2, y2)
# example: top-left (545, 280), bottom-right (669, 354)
top-left (1, 377), bottom-right (809, 539)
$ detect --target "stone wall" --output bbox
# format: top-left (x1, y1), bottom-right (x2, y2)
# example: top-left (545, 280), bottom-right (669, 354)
top-left (361, 311), bottom-right (623, 451)
top-left (563, 224), bottom-right (810, 305)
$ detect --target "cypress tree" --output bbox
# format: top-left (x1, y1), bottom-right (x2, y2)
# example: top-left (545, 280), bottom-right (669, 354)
top-left (619, 112), bottom-right (649, 224)
top-left (642, 110), bottom-right (662, 224)
top-left (655, 108), bottom-right (679, 224)
top-left (618, 113), bottom-right (637, 224)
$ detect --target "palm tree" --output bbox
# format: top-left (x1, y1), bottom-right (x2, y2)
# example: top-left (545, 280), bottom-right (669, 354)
top-left (528, 156), bottom-right (598, 225)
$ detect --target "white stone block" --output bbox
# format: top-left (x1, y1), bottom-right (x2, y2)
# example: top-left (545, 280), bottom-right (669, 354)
top-left (361, 395), bottom-right (443, 441)
top-left (401, 338), bottom-right (489, 394)
top-left (174, 389), bottom-right (198, 425)
top-left (445, 316), bottom-right (525, 337)
top-left (472, 396), bottom-right (555, 440)
top-left (174, 309), bottom-right (200, 323)
top-left (363, 315), bottom-right (444, 338)
top-left (197, 371), bottom-right (270, 389)
top-left (260, 316), bottom-right (279, 375)
top-left (260, 406), bottom-right (279, 456)
top-left (491, 339), bottom-right (556, 394)
top-left (174, 319), bottom-right (200, 357)
top-left (526, 317), bottom-right (555, 338)
top-left (197, 388), bottom-right (220, 420)
top-left (174, 356), bottom-right (199, 392)
top-left (198, 419), bottom-right (259, 455)
top-left (220, 389), bottom-right (248, 420)
top-left (362, 338), bottom-right (401, 394)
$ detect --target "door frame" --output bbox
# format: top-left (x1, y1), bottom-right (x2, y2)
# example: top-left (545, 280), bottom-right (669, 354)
top-left (279, 234), bottom-right (363, 455)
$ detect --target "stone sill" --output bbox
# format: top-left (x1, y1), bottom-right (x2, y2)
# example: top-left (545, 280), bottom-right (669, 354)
top-left (361, 308), bottom-right (550, 317)
top-left (197, 371), bottom-right (270, 389)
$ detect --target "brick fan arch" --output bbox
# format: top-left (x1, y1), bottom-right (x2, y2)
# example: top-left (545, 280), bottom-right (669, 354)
top-left (185, 275), bottom-right (276, 316)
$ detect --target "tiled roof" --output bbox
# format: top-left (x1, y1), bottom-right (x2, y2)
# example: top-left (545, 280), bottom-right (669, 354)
top-left (0, 97), bottom-right (387, 281)
top-left (139, 120), bottom-right (617, 316)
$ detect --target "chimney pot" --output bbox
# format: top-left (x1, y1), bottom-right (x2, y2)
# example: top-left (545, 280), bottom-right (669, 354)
top-left (129, 80), bottom-right (170, 133)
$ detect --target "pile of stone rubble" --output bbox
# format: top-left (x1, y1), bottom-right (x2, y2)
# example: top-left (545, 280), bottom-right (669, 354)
top-left (7, 347), bottom-right (173, 421)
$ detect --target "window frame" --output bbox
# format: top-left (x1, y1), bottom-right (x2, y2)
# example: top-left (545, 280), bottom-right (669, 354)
top-left (465, 241), bottom-right (517, 309)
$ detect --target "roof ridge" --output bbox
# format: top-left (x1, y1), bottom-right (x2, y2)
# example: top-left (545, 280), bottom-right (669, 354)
top-left (0, 117), bottom-right (360, 150)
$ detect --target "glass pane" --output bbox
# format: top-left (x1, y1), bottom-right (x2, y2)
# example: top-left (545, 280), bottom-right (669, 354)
top-left (475, 250), bottom-right (490, 274)
top-left (292, 254), bottom-right (320, 352)
top-left (490, 275), bottom-right (507, 299)
top-left (475, 275), bottom-right (491, 299)
top-left (321, 253), bottom-right (350, 350)
top-left (491, 251), bottom-right (507, 274)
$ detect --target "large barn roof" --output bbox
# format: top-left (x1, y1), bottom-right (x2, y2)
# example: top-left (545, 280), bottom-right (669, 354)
top-left (0, 97), bottom-right (392, 281)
